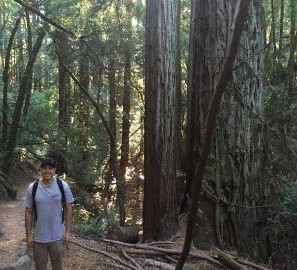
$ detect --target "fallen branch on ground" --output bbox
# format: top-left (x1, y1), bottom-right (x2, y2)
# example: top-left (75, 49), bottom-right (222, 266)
top-left (103, 239), bottom-right (272, 270)
top-left (122, 251), bottom-right (145, 270)
top-left (236, 258), bottom-right (272, 270)
top-left (145, 259), bottom-right (175, 270)
top-left (68, 240), bottom-right (141, 270)
top-left (69, 238), bottom-right (270, 270)
top-left (102, 239), bottom-right (222, 267)
top-left (146, 241), bottom-right (174, 247)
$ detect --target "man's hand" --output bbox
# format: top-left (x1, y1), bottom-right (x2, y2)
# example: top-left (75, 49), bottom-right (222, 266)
top-left (62, 231), bottom-right (70, 245)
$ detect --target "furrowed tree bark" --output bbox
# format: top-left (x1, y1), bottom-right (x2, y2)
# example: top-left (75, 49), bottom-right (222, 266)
top-left (176, 0), bottom-right (252, 269)
top-left (143, 0), bottom-right (180, 240)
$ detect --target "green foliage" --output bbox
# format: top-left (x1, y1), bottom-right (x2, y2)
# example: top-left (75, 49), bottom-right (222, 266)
top-left (18, 89), bottom-right (59, 156)
top-left (0, 171), bottom-right (18, 199)
top-left (283, 184), bottom-right (297, 217)
top-left (79, 215), bottom-right (107, 236)
top-left (74, 202), bottom-right (119, 236)
top-left (1, 1), bottom-right (20, 15)
top-left (25, 90), bottom-right (58, 123)
top-left (182, 264), bottom-right (191, 270)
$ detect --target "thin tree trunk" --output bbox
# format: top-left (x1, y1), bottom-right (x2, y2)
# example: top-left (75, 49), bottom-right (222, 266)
top-left (23, 11), bottom-right (33, 116)
top-left (2, 13), bottom-right (22, 147)
top-left (2, 28), bottom-right (46, 174)
top-left (119, 24), bottom-right (132, 182)
top-left (180, 0), bottom-right (196, 214)
top-left (270, 0), bottom-right (277, 59)
top-left (286, 0), bottom-right (296, 103)
top-left (278, 0), bottom-right (284, 57)
top-left (75, 37), bottom-right (90, 181)
top-left (55, 30), bottom-right (71, 132)
top-left (107, 47), bottom-right (126, 226)
top-left (103, 53), bottom-right (116, 200)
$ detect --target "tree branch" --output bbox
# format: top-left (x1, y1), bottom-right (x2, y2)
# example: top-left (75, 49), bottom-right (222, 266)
top-left (12, 0), bottom-right (76, 38)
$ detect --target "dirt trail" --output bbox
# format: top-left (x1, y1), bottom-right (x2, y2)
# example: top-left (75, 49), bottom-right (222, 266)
top-left (0, 172), bottom-right (215, 270)
top-left (0, 175), bottom-right (118, 270)
top-left (0, 179), bottom-right (30, 266)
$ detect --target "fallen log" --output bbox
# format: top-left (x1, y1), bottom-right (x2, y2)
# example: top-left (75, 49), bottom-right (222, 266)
top-left (145, 259), bottom-right (175, 269)
top-left (216, 249), bottom-right (272, 270)
top-left (216, 249), bottom-right (247, 270)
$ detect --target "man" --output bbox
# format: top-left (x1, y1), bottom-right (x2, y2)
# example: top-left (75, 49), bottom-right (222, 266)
top-left (24, 157), bottom-right (74, 270)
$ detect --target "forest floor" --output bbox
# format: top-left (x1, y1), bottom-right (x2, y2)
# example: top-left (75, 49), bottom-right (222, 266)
top-left (0, 168), bottom-right (271, 270)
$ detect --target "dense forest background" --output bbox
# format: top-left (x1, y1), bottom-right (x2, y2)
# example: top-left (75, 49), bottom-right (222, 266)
top-left (0, 0), bottom-right (297, 269)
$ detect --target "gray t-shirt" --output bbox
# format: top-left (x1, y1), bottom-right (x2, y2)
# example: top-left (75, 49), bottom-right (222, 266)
top-left (23, 178), bottom-right (74, 243)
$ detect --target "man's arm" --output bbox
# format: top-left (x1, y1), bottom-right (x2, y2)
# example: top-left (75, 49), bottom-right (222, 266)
top-left (25, 208), bottom-right (34, 248)
top-left (63, 203), bottom-right (73, 245)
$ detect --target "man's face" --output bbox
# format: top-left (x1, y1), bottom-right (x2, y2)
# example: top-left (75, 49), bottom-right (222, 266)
top-left (40, 165), bottom-right (56, 181)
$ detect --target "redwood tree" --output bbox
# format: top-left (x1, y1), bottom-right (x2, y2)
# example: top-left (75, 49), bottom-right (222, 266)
top-left (177, 0), bottom-right (259, 267)
top-left (143, 0), bottom-right (180, 240)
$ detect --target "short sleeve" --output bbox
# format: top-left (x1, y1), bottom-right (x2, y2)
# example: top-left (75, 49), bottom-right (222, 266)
top-left (23, 183), bottom-right (34, 209)
top-left (62, 181), bottom-right (74, 204)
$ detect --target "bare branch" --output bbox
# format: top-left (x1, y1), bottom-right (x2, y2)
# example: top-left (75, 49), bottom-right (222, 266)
top-left (12, 0), bottom-right (77, 38)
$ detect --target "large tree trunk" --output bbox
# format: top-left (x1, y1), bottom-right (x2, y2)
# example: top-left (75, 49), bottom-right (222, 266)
top-left (214, 0), bottom-right (265, 257)
top-left (183, 0), bottom-right (265, 262)
top-left (143, 0), bottom-right (180, 241)
top-left (177, 1), bottom-right (253, 268)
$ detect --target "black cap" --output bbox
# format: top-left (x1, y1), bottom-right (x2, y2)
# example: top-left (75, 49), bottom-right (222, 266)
top-left (40, 158), bottom-right (56, 168)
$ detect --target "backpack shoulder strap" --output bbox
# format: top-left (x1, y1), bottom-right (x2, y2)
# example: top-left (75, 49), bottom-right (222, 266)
top-left (32, 180), bottom-right (39, 221)
top-left (56, 178), bottom-right (66, 223)
top-left (32, 178), bottom-right (66, 224)
top-left (56, 178), bottom-right (65, 203)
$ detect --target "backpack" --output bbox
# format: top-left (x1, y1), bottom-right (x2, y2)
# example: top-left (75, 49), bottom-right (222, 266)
top-left (32, 178), bottom-right (66, 223)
